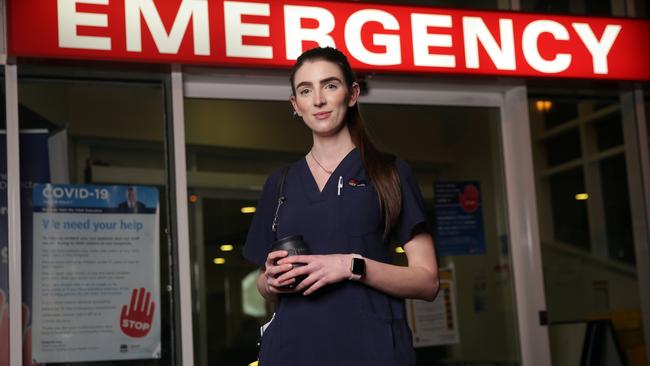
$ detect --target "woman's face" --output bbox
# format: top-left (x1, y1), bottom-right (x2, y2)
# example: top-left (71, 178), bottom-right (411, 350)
top-left (291, 60), bottom-right (359, 138)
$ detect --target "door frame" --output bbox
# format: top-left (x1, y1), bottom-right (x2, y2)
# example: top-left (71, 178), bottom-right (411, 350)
top-left (179, 67), bottom-right (552, 366)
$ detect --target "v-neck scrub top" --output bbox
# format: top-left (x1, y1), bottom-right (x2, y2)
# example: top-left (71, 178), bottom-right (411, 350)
top-left (244, 148), bottom-right (427, 366)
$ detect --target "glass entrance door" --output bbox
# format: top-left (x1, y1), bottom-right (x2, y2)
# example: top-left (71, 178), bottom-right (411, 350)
top-left (527, 92), bottom-right (649, 366)
top-left (14, 72), bottom-right (177, 366)
top-left (184, 96), bottom-right (522, 365)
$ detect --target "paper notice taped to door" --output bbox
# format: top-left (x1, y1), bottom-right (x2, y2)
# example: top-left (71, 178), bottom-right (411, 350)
top-left (406, 265), bottom-right (460, 347)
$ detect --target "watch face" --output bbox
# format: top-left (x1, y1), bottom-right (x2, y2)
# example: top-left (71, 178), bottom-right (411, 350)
top-left (352, 258), bottom-right (365, 275)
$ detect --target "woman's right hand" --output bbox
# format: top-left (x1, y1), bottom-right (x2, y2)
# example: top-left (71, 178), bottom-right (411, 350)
top-left (263, 250), bottom-right (297, 294)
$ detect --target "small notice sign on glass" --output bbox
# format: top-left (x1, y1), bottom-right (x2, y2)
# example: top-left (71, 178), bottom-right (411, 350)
top-left (433, 181), bottom-right (486, 257)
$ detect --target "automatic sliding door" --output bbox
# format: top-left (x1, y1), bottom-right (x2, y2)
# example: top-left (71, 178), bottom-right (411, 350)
top-left (15, 74), bottom-right (177, 366)
top-left (184, 97), bottom-right (521, 365)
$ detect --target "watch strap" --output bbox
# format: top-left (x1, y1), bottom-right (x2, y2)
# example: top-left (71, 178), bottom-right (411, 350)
top-left (349, 254), bottom-right (364, 281)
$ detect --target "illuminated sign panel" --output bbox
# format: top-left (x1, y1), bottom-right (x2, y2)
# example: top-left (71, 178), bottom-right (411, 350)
top-left (8, 0), bottom-right (650, 80)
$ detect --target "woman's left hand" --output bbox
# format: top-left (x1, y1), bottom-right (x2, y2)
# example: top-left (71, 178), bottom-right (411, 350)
top-left (276, 254), bottom-right (352, 296)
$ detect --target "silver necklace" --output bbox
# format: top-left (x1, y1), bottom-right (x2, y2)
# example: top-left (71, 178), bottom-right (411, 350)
top-left (309, 150), bottom-right (333, 175)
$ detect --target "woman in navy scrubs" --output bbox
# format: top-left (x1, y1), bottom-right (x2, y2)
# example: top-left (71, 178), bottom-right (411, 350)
top-left (244, 47), bottom-right (439, 366)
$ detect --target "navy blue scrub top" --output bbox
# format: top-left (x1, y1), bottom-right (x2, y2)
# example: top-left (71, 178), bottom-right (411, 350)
top-left (243, 148), bottom-right (427, 366)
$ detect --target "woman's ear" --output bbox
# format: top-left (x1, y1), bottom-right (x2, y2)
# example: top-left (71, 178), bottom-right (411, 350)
top-left (290, 96), bottom-right (301, 117)
top-left (348, 82), bottom-right (361, 107)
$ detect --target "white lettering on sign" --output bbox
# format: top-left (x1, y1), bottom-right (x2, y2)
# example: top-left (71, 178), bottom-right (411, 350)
top-left (43, 186), bottom-right (90, 199)
top-left (122, 319), bottom-right (152, 331)
top-left (463, 17), bottom-right (516, 70)
top-left (345, 9), bottom-right (401, 66)
top-left (48, 0), bottom-right (632, 78)
top-left (224, 1), bottom-right (272, 59)
top-left (125, 0), bottom-right (210, 55)
top-left (284, 5), bottom-right (336, 60)
top-left (58, 0), bottom-right (111, 50)
top-left (41, 186), bottom-right (110, 200)
top-left (572, 23), bottom-right (621, 74)
top-left (522, 20), bottom-right (571, 73)
top-left (411, 14), bottom-right (455, 68)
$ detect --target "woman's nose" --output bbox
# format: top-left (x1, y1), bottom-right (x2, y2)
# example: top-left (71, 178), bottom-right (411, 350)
top-left (312, 89), bottom-right (325, 106)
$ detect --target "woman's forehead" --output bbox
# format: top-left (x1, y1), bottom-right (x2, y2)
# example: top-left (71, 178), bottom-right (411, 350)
top-left (293, 60), bottom-right (345, 85)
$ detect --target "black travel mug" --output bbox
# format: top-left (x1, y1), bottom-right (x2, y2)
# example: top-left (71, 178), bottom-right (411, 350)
top-left (270, 235), bottom-right (310, 289)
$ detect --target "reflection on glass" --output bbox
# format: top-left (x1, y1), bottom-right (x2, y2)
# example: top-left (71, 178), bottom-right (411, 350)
top-left (544, 129), bottom-right (581, 167)
top-left (203, 198), bottom-right (263, 364)
top-left (530, 98), bottom-right (579, 130)
top-left (548, 168), bottom-right (590, 249)
top-left (17, 77), bottom-right (173, 366)
top-left (593, 113), bottom-right (624, 151)
top-left (529, 93), bottom-right (646, 365)
top-left (186, 99), bottom-right (519, 366)
top-left (600, 156), bottom-right (634, 264)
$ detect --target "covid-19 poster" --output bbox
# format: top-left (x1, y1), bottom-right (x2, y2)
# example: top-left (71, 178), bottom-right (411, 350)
top-left (31, 184), bottom-right (161, 363)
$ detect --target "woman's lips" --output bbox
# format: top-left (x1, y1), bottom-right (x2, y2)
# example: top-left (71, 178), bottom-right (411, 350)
top-left (313, 111), bottom-right (331, 120)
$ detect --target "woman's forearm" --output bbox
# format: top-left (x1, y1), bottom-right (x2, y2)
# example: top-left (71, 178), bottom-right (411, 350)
top-left (360, 232), bottom-right (439, 301)
top-left (361, 259), bottom-right (439, 301)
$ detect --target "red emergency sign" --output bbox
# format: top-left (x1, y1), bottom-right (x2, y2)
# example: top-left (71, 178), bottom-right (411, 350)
top-left (7, 0), bottom-right (650, 81)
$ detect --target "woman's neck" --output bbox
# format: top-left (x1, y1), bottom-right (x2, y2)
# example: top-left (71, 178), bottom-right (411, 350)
top-left (310, 128), bottom-right (355, 164)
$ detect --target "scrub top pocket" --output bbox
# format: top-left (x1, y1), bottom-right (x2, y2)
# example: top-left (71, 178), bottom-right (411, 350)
top-left (338, 184), bottom-right (381, 237)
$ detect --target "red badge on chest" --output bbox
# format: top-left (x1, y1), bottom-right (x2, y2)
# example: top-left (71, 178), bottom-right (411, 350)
top-left (348, 179), bottom-right (366, 187)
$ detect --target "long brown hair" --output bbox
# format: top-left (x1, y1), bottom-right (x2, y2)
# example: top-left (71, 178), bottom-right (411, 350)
top-left (290, 47), bottom-right (402, 238)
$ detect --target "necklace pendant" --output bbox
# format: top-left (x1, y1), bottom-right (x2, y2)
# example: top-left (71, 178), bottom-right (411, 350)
top-left (310, 150), bottom-right (333, 175)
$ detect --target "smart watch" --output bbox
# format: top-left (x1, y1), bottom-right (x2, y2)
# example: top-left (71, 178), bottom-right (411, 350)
top-left (349, 254), bottom-right (365, 281)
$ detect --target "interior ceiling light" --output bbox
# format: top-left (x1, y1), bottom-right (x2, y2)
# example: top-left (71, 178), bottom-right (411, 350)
top-left (213, 258), bottom-right (226, 265)
top-left (395, 246), bottom-right (405, 254)
top-left (575, 193), bottom-right (589, 200)
top-left (220, 244), bottom-right (234, 252)
top-left (535, 100), bottom-right (553, 112)
top-left (241, 206), bottom-right (256, 214)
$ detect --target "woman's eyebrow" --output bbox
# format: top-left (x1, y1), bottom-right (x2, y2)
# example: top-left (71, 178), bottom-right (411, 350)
top-left (295, 76), bottom-right (343, 89)
top-left (319, 76), bottom-right (343, 85)
top-left (295, 80), bottom-right (312, 89)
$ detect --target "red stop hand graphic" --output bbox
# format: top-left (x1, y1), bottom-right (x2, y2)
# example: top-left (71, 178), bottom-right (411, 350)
top-left (120, 288), bottom-right (155, 338)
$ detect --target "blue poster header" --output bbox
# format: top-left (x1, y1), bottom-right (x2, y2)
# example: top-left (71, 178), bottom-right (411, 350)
top-left (33, 184), bottom-right (158, 214)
